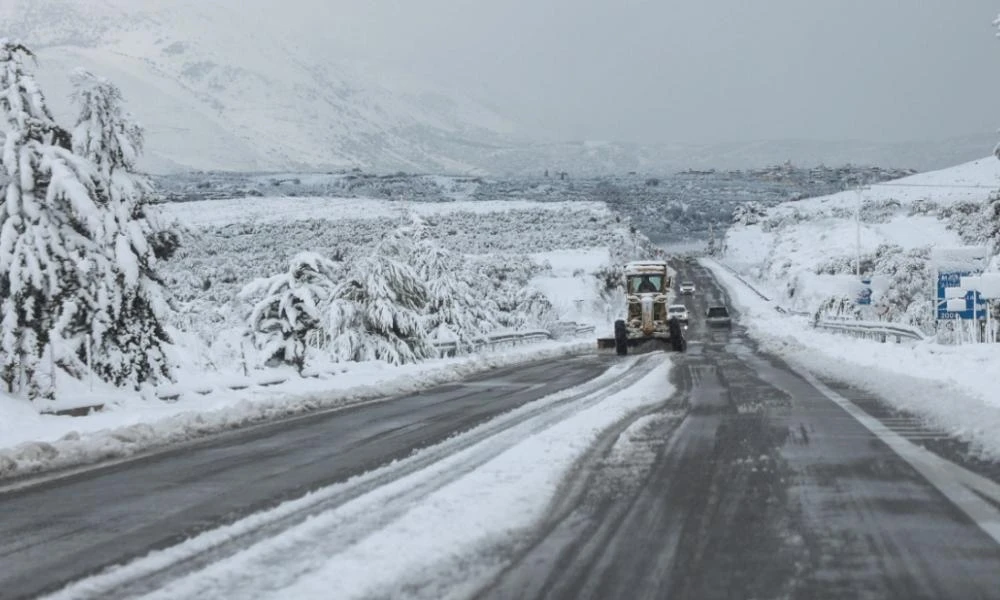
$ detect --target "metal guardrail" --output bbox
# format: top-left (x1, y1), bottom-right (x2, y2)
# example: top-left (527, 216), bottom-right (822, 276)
top-left (155, 323), bottom-right (594, 402)
top-left (813, 318), bottom-right (925, 343)
top-left (434, 322), bottom-right (595, 356)
top-left (709, 259), bottom-right (811, 317)
top-left (432, 329), bottom-right (553, 357)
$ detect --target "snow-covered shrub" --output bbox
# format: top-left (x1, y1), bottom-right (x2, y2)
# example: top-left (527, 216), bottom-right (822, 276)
top-left (870, 246), bottom-right (934, 331)
top-left (859, 197), bottom-right (902, 223)
top-left (327, 250), bottom-right (435, 365)
top-left (381, 213), bottom-right (499, 351)
top-left (940, 200), bottom-right (991, 246)
top-left (474, 253), bottom-right (556, 329)
top-left (594, 264), bottom-right (625, 297)
top-left (239, 252), bottom-right (338, 372)
top-left (813, 244), bottom-right (934, 331)
top-left (908, 196), bottom-right (939, 216)
top-left (985, 190), bottom-right (1000, 255)
top-left (732, 201), bottom-right (767, 226)
top-left (813, 295), bottom-right (861, 322)
top-left (415, 242), bottom-right (497, 349)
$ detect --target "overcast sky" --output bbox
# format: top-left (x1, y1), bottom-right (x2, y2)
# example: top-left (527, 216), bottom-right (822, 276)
top-left (290, 0), bottom-right (1000, 145)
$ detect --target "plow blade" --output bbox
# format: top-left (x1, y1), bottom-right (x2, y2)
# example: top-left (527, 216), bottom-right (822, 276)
top-left (597, 336), bottom-right (675, 354)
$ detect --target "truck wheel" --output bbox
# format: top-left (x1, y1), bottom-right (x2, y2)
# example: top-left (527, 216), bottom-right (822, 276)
top-left (669, 318), bottom-right (686, 352)
top-left (614, 319), bottom-right (628, 356)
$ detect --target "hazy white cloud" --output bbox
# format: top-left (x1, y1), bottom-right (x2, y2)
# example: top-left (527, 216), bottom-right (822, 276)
top-left (15, 0), bottom-right (1000, 146)
top-left (282, 0), bottom-right (1000, 145)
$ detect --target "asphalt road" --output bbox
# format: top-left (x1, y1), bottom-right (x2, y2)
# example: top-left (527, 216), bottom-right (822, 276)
top-left (476, 259), bottom-right (1000, 600)
top-left (0, 353), bottom-right (614, 600)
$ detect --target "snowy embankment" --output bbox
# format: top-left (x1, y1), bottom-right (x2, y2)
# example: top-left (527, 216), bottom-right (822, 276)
top-left (47, 357), bottom-right (673, 600)
top-left (711, 156), bottom-right (1000, 459)
top-left (0, 340), bottom-right (592, 483)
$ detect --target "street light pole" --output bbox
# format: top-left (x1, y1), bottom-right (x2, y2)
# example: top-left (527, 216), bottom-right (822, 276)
top-left (855, 184), bottom-right (862, 278)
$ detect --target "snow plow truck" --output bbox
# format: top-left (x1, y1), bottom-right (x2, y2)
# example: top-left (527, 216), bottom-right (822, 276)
top-left (597, 260), bottom-right (687, 355)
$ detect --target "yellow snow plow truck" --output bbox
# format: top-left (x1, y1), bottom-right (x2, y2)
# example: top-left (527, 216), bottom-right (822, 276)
top-left (597, 260), bottom-right (687, 355)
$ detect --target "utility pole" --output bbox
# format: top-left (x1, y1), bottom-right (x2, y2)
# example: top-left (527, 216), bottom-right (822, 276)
top-left (855, 184), bottom-right (863, 278)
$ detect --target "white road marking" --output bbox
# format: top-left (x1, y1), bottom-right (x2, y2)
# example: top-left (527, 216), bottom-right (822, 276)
top-left (791, 364), bottom-right (1000, 546)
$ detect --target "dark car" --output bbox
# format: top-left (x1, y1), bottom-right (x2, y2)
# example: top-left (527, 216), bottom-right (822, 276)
top-left (705, 305), bottom-right (732, 328)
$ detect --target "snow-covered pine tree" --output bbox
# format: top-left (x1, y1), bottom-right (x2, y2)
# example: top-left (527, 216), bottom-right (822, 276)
top-left (383, 212), bottom-right (498, 350)
top-left (327, 248), bottom-right (434, 365)
top-left (0, 40), bottom-right (112, 398)
top-left (240, 251), bottom-right (337, 372)
top-left (69, 67), bottom-right (173, 388)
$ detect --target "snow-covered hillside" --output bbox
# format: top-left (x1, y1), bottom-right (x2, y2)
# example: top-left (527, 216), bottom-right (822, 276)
top-left (4, 0), bottom-right (994, 175)
top-left (720, 156), bottom-right (1000, 329)
top-left (4, 0), bottom-right (527, 174)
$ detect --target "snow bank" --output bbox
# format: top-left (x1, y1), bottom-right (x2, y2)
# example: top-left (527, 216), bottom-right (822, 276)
top-left (0, 339), bottom-right (594, 482)
top-left (703, 258), bottom-right (1000, 460)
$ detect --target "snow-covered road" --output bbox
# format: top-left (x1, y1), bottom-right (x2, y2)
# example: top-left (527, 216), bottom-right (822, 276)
top-left (2, 351), bottom-right (674, 600)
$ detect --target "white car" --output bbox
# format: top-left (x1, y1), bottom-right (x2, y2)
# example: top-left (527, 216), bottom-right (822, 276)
top-left (667, 304), bottom-right (689, 323)
top-left (679, 281), bottom-right (696, 294)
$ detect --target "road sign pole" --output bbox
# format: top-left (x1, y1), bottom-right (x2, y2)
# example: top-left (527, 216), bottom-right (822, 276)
top-left (855, 186), bottom-right (862, 278)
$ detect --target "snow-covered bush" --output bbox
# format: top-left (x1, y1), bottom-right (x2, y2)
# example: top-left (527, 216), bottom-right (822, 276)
top-left (813, 295), bottom-right (861, 322)
top-left (327, 249), bottom-right (435, 366)
top-left (475, 253), bottom-right (556, 329)
top-left (813, 244), bottom-right (934, 331)
top-left (384, 214), bottom-right (500, 349)
top-left (240, 252), bottom-right (338, 371)
top-left (732, 201), bottom-right (767, 226)
top-left (412, 241), bottom-right (497, 350)
top-left (870, 246), bottom-right (934, 331)
top-left (985, 190), bottom-right (1000, 255)
top-left (761, 208), bottom-right (808, 233)
top-left (940, 200), bottom-right (991, 246)
top-left (859, 197), bottom-right (902, 223)
top-left (908, 196), bottom-right (939, 216)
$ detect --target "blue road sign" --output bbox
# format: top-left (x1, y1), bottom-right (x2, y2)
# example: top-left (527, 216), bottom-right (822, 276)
top-left (936, 271), bottom-right (987, 320)
top-left (856, 278), bottom-right (872, 305)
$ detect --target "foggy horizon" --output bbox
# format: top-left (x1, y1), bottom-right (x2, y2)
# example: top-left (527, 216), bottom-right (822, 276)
top-left (292, 0), bottom-right (1000, 147)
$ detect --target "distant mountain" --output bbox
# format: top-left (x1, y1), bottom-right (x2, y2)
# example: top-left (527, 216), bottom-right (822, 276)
top-left (473, 135), bottom-right (1000, 176)
top-left (5, 0), bottom-right (530, 174)
top-left (4, 0), bottom-right (996, 175)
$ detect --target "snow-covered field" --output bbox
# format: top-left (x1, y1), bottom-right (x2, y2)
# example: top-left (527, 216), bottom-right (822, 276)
top-left (45, 355), bottom-right (673, 600)
top-left (708, 155), bottom-right (1000, 459)
top-left (154, 197), bottom-right (612, 228)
